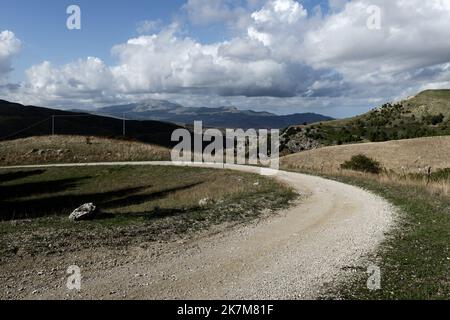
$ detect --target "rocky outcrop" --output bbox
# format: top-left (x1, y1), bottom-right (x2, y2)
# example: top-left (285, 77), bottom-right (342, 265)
top-left (281, 129), bottom-right (322, 154)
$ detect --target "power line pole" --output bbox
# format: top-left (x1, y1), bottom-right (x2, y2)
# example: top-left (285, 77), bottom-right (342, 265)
top-left (52, 115), bottom-right (55, 136)
top-left (123, 113), bottom-right (126, 136)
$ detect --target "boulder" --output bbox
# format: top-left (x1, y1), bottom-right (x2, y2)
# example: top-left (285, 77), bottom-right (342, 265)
top-left (198, 198), bottom-right (212, 207)
top-left (69, 203), bottom-right (98, 221)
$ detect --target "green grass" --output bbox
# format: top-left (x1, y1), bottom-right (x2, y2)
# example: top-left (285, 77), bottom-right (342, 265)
top-left (318, 174), bottom-right (450, 300)
top-left (0, 165), bottom-right (297, 262)
top-left (408, 168), bottom-right (450, 182)
top-left (431, 168), bottom-right (450, 181)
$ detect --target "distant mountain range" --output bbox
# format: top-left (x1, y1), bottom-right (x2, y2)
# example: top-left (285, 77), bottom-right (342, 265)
top-left (93, 100), bottom-right (334, 129)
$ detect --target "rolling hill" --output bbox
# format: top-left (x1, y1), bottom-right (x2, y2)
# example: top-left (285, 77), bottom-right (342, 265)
top-left (94, 99), bottom-right (334, 129)
top-left (281, 135), bottom-right (450, 174)
top-left (0, 99), bottom-right (183, 148)
top-left (281, 89), bottom-right (450, 154)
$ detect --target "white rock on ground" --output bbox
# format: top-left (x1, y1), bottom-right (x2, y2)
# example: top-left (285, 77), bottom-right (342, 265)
top-left (69, 203), bottom-right (98, 221)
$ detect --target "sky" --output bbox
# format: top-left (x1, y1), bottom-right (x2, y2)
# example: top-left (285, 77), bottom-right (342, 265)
top-left (1, 0), bottom-right (450, 118)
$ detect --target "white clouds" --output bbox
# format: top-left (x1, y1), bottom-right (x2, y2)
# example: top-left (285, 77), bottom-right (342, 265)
top-left (247, 0), bottom-right (309, 49)
top-left (0, 30), bottom-right (21, 82)
top-left (19, 57), bottom-right (115, 105)
top-left (109, 26), bottom-right (299, 97)
top-left (304, 0), bottom-right (450, 76)
top-left (218, 38), bottom-right (270, 61)
top-left (251, 0), bottom-right (306, 25)
top-left (5, 0), bottom-right (450, 115)
top-left (110, 25), bottom-right (227, 94)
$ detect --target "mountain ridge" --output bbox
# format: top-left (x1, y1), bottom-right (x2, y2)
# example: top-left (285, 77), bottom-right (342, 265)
top-left (93, 100), bottom-right (334, 129)
top-left (0, 99), bottom-right (183, 148)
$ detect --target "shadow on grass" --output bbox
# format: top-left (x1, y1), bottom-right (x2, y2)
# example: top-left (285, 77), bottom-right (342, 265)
top-left (101, 182), bottom-right (203, 209)
top-left (0, 177), bottom-right (90, 200)
top-left (0, 170), bottom-right (46, 183)
top-left (0, 180), bottom-right (204, 221)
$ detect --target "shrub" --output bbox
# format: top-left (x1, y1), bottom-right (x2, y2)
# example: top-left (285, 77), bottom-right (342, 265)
top-left (423, 113), bottom-right (445, 125)
top-left (340, 154), bottom-right (382, 174)
top-left (431, 168), bottom-right (450, 181)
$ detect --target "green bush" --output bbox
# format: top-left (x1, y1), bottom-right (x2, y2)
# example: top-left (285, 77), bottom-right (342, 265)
top-left (423, 113), bottom-right (445, 125)
top-left (341, 154), bottom-right (382, 174)
top-left (431, 168), bottom-right (450, 181)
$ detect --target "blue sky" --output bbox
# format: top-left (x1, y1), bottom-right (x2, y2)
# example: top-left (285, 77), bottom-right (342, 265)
top-left (1, 0), bottom-right (449, 117)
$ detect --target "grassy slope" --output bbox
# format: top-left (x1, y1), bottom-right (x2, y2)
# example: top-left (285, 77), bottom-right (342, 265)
top-left (0, 135), bottom-right (171, 166)
top-left (281, 136), bottom-right (450, 173)
top-left (281, 89), bottom-right (450, 154)
top-left (408, 89), bottom-right (450, 115)
top-left (319, 174), bottom-right (450, 300)
top-left (0, 165), bottom-right (297, 262)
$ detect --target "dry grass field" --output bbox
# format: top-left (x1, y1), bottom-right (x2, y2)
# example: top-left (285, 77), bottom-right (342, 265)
top-left (0, 135), bottom-right (171, 166)
top-left (282, 136), bottom-right (450, 174)
top-left (281, 136), bottom-right (450, 197)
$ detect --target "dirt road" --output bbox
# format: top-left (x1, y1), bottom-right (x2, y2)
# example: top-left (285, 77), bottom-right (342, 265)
top-left (2, 162), bottom-right (395, 299)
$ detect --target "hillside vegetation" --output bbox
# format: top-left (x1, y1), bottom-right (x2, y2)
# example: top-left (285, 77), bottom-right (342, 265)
top-left (281, 90), bottom-right (450, 154)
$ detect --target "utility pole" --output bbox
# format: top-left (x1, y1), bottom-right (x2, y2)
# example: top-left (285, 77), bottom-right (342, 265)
top-left (123, 113), bottom-right (126, 136)
top-left (52, 115), bottom-right (55, 136)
